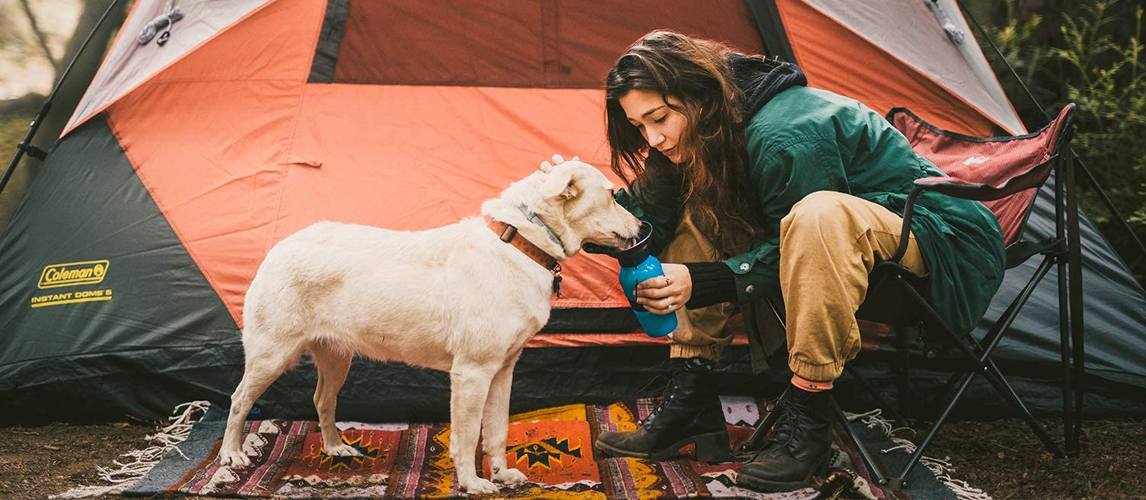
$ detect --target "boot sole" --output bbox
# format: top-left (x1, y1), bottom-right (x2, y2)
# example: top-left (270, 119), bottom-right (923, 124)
top-left (594, 430), bottom-right (732, 463)
top-left (734, 453), bottom-right (829, 493)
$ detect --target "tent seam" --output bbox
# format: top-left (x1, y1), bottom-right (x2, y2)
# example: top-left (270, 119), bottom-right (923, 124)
top-left (790, 0), bottom-right (1019, 135)
top-left (262, 2), bottom-right (330, 293)
top-left (0, 339), bottom-right (242, 371)
top-left (102, 114), bottom-right (245, 327)
top-left (774, 1), bottom-right (805, 66)
top-left (949, 0), bottom-right (1027, 130)
top-left (56, 0), bottom-right (143, 142)
top-left (63, 0), bottom-right (287, 139)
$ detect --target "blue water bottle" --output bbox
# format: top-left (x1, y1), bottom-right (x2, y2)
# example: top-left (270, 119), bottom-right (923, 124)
top-left (585, 221), bottom-right (678, 337)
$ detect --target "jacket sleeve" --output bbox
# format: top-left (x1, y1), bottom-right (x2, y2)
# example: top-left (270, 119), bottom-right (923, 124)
top-left (724, 136), bottom-right (852, 303)
top-left (613, 171), bottom-right (683, 256)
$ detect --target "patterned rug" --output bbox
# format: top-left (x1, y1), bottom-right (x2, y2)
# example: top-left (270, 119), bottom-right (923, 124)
top-left (122, 397), bottom-right (974, 499)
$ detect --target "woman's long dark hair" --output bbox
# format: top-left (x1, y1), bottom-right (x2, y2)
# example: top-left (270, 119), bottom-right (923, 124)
top-left (605, 30), bottom-right (759, 257)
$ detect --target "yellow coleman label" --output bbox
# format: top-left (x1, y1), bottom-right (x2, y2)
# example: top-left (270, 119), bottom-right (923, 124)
top-left (31, 260), bottom-right (113, 308)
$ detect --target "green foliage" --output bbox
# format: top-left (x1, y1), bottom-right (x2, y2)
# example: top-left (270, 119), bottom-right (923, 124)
top-left (981, 0), bottom-right (1146, 283)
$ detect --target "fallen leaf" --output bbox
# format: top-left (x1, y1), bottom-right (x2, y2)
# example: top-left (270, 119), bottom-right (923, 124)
top-left (112, 422), bottom-right (131, 428)
top-left (997, 451), bottom-right (1006, 458)
top-left (43, 445), bottom-right (60, 451)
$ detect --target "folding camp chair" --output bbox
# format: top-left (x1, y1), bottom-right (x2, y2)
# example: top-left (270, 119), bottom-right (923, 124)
top-left (739, 104), bottom-right (1083, 490)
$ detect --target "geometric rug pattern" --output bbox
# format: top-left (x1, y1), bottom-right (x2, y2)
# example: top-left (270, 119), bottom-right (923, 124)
top-left (126, 397), bottom-right (959, 499)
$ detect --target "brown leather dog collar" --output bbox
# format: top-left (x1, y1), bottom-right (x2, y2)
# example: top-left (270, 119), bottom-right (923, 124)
top-left (488, 220), bottom-right (563, 296)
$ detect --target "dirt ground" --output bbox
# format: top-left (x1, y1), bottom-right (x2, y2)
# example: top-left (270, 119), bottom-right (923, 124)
top-left (1, 417), bottom-right (1143, 500)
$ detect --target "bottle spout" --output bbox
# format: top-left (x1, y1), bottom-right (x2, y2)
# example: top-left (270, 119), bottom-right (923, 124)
top-left (582, 221), bottom-right (653, 267)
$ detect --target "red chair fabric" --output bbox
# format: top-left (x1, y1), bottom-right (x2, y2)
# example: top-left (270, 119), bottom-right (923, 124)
top-left (888, 105), bottom-right (1076, 246)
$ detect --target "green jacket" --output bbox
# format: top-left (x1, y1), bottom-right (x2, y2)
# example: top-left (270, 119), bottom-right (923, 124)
top-left (619, 86), bottom-right (1005, 337)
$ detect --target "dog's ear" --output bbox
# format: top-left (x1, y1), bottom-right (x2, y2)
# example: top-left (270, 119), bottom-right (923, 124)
top-left (540, 168), bottom-right (579, 200)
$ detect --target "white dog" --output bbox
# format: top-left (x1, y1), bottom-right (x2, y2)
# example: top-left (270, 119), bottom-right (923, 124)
top-left (217, 157), bottom-right (641, 494)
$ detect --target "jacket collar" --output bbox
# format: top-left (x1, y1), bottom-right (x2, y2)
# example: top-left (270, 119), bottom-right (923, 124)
top-left (729, 53), bottom-right (808, 119)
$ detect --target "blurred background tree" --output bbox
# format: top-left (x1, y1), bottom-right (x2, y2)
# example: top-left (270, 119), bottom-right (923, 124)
top-left (969, 0), bottom-right (1146, 283)
top-left (0, 0), bottom-right (1142, 283)
top-left (0, 0), bottom-right (127, 231)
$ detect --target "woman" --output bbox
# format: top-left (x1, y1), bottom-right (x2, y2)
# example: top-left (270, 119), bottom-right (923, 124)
top-left (592, 31), bottom-right (1005, 492)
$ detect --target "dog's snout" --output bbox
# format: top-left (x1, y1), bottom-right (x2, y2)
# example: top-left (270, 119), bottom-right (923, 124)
top-left (627, 217), bottom-right (642, 237)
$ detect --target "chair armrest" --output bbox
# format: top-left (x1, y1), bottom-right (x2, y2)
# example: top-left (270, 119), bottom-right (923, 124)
top-left (888, 185), bottom-right (926, 264)
top-left (889, 171), bottom-right (1035, 263)
top-left (914, 176), bottom-right (996, 201)
top-left (914, 151), bottom-right (1058, 202)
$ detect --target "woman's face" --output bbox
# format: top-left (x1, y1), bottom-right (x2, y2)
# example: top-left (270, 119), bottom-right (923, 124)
top-left (618, 89), bottom-right (688, 164)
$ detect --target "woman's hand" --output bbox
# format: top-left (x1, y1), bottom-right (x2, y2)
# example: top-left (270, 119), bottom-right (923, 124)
top-left (635, 263), bottom-right (692, 315)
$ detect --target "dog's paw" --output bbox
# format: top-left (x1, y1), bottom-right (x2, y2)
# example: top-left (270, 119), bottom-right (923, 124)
top-left (323, 442), bottom-right (363, 457)
top-left (492, 467), bottom-right (528, 486)
top-left (460, 477), bottom-right (499, 495)
top-left (217, 448), bottom-right (251, 467)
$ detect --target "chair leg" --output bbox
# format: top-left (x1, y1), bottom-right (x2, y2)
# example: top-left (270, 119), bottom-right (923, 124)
top-left (844, 364), bottom-right (912, 426)
top-left (1065, 148), bottom-right (1086, 456)
top-left (830, 395), bottom-right (897, 489)
top-left (894, 324), bottom-right (917, 419)
top-left (735, 387), bottom-right (790, 457)
top-left (889, 369), bottom-right (979, 488)
top-left (896, 279), bottom-right (1066, 457)
top-left (979, 358), bottom-right (1066, 457)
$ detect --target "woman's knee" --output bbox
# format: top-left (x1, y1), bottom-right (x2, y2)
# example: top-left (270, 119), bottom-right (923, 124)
top-left (781, 191), bottom-right (857, 235)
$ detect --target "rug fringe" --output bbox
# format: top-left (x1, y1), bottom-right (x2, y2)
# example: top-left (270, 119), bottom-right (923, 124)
top-left (50, 401), bottom-right (212, 499)
top-left (844, 409), bottom-right (993, 500)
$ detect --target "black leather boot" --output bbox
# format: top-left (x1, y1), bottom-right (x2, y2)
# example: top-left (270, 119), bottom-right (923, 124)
top-left (736, 386), bottom-right (833, 492)
top-left (594, 358), bottom-right (731, 462)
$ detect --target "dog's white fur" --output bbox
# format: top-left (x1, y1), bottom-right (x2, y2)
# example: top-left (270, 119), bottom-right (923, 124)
top-left (217, 159), bottom-right (640, 494)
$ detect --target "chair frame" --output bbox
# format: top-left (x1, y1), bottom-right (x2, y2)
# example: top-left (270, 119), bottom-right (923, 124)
top-left (739, 104), bottom-right (1085, 491)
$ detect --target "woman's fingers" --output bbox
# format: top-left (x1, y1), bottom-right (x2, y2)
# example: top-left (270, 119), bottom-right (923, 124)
top-left (636, 275), bottom-right (683, 314)
top-left (636, 283), bottom-right (673, 300)
top-left (640, 297), bottom-right (677, 314)
top-left (636, 289), bottom-right (676, 312)
top-left (636, 276), bottom-right (673, 293)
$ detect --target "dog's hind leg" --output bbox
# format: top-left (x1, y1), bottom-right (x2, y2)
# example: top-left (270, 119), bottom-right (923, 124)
top-left (482, 352), bottom-right (528, 487)
top-left (218, 337), bottom-right (305, 467)
top-left (450, 361), bottom-right (501, 495)
top-left (310, 342), bottom-right (359, 457)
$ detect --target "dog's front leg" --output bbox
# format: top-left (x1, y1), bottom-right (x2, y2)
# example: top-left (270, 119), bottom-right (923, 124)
top-left (450, 363), bottom-right (500, 494)
top-left (482, 354), bottom-right (528, 487)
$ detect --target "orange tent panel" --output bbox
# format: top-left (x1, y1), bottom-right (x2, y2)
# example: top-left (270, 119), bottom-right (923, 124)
top-left (777, 0), bottom-right (1000, 137)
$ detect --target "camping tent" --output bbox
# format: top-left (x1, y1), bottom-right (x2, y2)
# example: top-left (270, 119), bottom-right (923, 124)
top-left (2, 0), bottom-right (1144, 424)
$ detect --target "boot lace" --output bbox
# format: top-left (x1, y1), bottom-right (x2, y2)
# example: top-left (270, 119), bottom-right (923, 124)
top-left (639, 375), bottom-right (678, 427)
top-left (639, 358), bottom-right (713, 428)
top-left (761, 398), bottom-right (813, 453)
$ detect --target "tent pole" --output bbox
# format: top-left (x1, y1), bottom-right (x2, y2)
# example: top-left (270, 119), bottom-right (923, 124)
top-left (0, 0), bottom-right (123, 200)
top-left (956, 0), bottom-right (1146, 265)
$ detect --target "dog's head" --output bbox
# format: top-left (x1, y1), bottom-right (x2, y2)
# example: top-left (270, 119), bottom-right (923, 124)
top-left (534, 160), bottom-right (642, 256)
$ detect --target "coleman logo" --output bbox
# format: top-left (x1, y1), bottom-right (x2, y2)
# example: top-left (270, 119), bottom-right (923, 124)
top-left (38, 260), bottom-right (110, 289)
top-left (963, 155), bottom-right (990, 165)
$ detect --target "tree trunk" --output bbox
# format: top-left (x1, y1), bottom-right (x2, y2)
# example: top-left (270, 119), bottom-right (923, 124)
top-left (29, 0), bottom-right (129, 157)
top-left (0, 0), bottom-right (128, 235)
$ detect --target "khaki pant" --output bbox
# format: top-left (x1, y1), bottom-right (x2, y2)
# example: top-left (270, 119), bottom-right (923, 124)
top-left (662, 191), bottom-right (927, 382)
